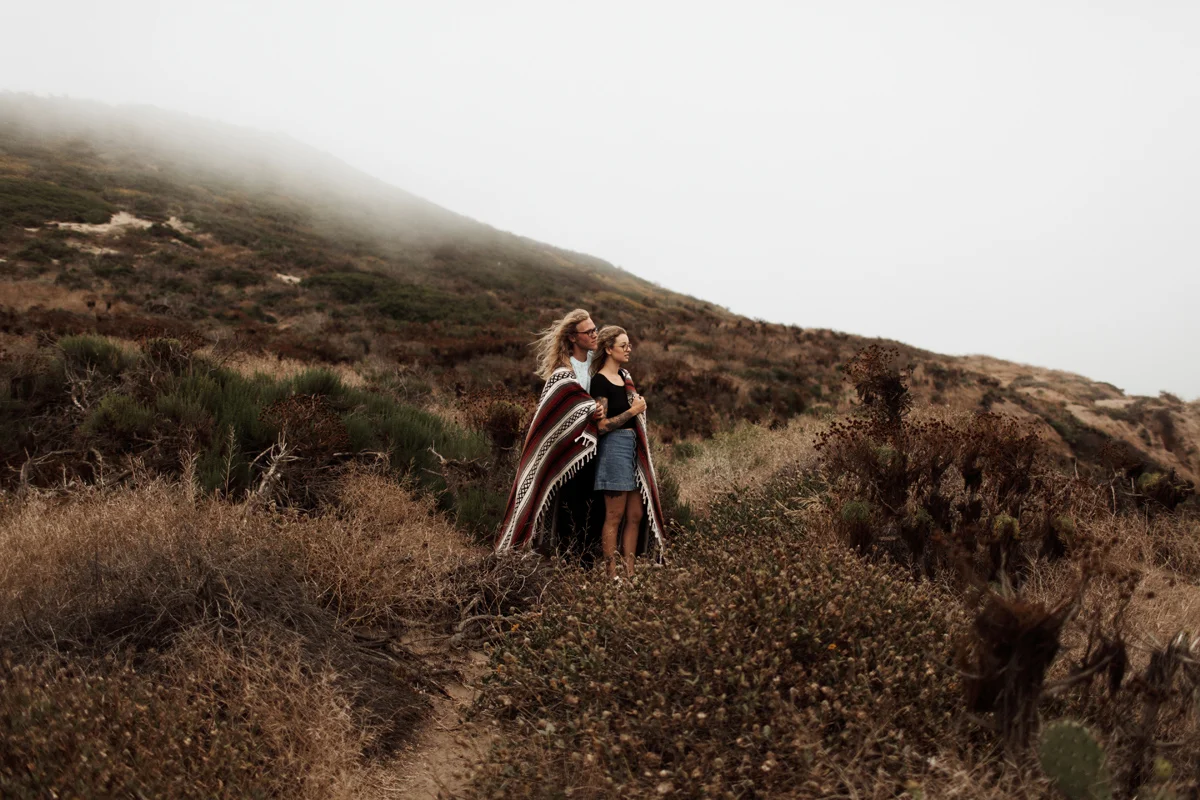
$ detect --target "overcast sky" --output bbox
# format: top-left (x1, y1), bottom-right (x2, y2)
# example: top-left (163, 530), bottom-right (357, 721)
top-left (4, 1), bottom-right (1199, 398)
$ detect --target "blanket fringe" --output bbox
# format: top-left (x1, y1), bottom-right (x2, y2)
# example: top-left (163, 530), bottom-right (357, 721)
top-left (636, 468), bottom-right (667, 565)
top-left (529, 444), bottom-right (597, 548)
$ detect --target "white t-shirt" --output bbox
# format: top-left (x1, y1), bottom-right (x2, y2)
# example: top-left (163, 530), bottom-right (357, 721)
top-left (570, 350), bottom-right (595, 392)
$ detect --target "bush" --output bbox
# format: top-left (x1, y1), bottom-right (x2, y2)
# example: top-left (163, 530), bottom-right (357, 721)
top-left (0, 178), bottom-right (112, 227)
top-left (82, 394), bottom-right (156, 442)
top-left (90, 253), bottom-right (135, 280)
top-left (304, 270), bottom-right (392, 303)
top-left (14, 237), bottom-right (76, 264)
top-left (671, 440), bottom-right (701, 461)
top-left (206, 265), bottom-right (264, 287)
top-left (58, 335), bottom-right (133, 378)
top-left (9, 338), bottom-right (492, 516)
top-left (148, 221), bottom-right (203, 248)
top-left (376, 283), bottom-right (490, 324)
top-left (817, 345), bottom-right (1062, 584)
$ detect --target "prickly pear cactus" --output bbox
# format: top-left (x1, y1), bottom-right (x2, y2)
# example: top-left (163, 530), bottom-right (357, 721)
top-left (1038, 721), bottom-right (1112, 800)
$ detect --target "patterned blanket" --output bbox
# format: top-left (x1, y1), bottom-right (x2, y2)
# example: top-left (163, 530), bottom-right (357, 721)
top-left (493, 366), bottom-right (668, 562)
top-left (494, 368), bottom-right (598, 552)
top-left (621, 368), bottom-right (667, 560)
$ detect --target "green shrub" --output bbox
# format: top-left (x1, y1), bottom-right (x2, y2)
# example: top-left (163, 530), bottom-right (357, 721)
top-left (375, 283), bottom-right (482, 323)
top-left (0, 178), bottom-right (113, 227)
top-left (840, 499), bottom-right (872, 524)
top-left (8, 337), bottom-right (490, 516)
top-left (58, 335), bottom-right (132, 378)
top-left (82, 394), bottom-right (156, 441)
top-left (90, 253), bottom-right (135, 280)
top-left (672, 440), bottom-right (701, 460)
top-left (1137, 472), bottom-right (1164, 493)
top-left (304, 270), bottom-right (392, 303)
top-left (148, 221), bottom-right (203, 248)
top-left (289, 367), bottom-right (346, 399)
top-left (206, 265), bottom-right (263, 287)
top-left (14, 237), bottom-right (75, 264)
top-left (372, 400), bottom-right (488, 477)
top-left (452, 484), bottom-right (509, 536)
top-left (155, 391), bottom-right (212, 432)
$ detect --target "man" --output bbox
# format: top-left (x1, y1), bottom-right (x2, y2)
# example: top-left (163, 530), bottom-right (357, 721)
top-left (495, 309), bottom-right (605, 558)
top-left (567, 315), bottom-right (599, 392)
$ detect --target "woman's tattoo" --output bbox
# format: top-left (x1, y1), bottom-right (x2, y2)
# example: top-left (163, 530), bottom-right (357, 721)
top-left (599, 407), bottom-right (639, 433)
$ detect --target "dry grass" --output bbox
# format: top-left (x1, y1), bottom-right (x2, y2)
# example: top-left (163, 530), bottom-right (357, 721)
top-left (0, 470), bottom-right (494, 798)
top-left (666, 417), bottom-right (824, 513)
top-left (208, 347), bottom-right (368, 388)
top-left (275, 470), bottom-right (475, 628)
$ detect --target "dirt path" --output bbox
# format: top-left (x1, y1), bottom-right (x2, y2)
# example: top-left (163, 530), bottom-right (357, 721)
top-left (392, 645), bottom-right (495, 799)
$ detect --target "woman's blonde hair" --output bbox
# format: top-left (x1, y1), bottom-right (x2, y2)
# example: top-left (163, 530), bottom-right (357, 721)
top-left (533, 309), bottom-right (593, 381)
top-left (590, 326), bottom-right (628, 376)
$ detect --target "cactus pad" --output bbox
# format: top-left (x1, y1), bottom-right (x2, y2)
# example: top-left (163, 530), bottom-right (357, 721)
top-left (1038, 720), bottom-right (1111, 800)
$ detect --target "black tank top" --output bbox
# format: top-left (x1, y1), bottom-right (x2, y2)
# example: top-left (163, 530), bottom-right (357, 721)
top-left (590, 374), bottom-right (636, 430)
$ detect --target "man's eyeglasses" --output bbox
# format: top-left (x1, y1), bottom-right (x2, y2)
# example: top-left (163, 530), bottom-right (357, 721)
top-left (575, 326), bottom-right (598, 337)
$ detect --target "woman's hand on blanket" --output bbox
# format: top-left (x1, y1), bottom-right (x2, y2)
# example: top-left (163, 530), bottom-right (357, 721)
top-left (592, 401), bottom-right (605, 420)
top-left (630, 394), bottom-right (647, 416)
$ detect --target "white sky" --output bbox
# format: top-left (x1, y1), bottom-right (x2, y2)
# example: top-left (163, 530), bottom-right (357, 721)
top-left (4, 1), bottom-right (1199, 398)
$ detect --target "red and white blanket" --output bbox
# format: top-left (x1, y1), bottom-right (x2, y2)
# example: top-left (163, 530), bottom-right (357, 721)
top-left (494, 367), bottom-right (666, 560)
top-left (620, 368), bottom-right (667, 560)
top-left (495, 368), bottom-right (598, 552)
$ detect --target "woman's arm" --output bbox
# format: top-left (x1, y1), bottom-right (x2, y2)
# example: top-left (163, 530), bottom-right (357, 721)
top-left (597, 394), bottom-right (646, 433)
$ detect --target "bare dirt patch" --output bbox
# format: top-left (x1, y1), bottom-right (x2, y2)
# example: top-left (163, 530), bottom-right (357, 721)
top-left (393, 647), bottom-right (495, 800)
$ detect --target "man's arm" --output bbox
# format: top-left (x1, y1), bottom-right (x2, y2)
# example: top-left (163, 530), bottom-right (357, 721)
top-left (594, 397), bottom-right (609, 425)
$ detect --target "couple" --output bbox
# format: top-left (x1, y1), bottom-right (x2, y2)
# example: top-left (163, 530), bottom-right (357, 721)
top-left (494, 309), bottom-right (665, 578)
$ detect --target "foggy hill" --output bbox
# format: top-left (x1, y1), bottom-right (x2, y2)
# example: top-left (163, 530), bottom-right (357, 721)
top-left (1, 93), bottom-right (1196, 485)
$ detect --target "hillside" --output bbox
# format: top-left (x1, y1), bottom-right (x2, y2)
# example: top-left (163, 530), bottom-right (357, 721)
top-left (3, 94), bottom-right (1200, 799)
top-left (1, 92), bottom-right (1197, 493)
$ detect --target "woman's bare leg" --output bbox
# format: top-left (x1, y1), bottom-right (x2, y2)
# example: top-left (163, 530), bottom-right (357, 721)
top-left (601, 492), bottom-right (627, 578)
top-left (621, 491), bottom-right (644, 577)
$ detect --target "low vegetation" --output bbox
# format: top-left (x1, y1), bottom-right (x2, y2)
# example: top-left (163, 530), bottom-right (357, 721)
top-left (3, 95), bottom-right (1200, 797)
top-left (468, 473), bottom-right (972, 798)
top-left (1, 333), bottom-right (502, 527)
top-left (0, 177), bottom-right (113, 227)
top-left (468, 347), bottom-right (1199, 798)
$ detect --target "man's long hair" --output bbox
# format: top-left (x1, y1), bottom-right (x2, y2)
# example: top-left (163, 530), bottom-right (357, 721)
top-left (533, 309), bottom-right (592, 381)
top-left (589, 325), bottom-right (627, 376)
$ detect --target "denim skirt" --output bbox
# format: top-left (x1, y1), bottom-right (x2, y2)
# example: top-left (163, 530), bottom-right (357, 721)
top-left (594, 429), bottom-right (637, 492)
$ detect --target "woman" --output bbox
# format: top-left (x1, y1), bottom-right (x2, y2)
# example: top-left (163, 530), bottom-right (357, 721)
top-left (590, 326), bottom-right (667, 578)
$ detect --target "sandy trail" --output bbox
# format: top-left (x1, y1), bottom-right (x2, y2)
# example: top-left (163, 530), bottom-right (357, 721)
top-left (392, 645), bottom-right (494, 799)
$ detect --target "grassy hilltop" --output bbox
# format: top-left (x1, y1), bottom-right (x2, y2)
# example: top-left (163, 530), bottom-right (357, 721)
top-left (2, 94), bottom-right (1199, 798)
